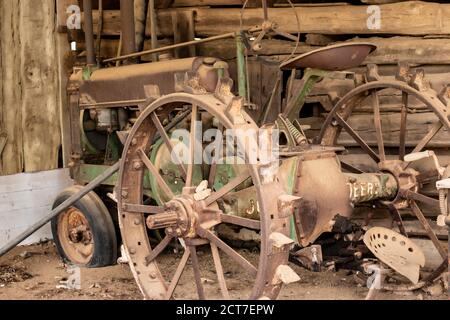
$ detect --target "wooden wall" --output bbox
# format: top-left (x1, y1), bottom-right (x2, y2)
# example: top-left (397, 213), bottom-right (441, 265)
top-left (2, 0), bottom-right (449, 175)
top-left (0, 1), bottom-right (61, 176)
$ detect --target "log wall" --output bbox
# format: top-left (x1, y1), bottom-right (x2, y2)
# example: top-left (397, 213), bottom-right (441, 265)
top-left (0, 1), bottom-right (61, 176)
top-left (2, 0), bottom-right (447, 176)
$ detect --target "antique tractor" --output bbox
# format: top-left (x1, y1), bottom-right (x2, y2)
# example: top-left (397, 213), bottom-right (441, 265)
top-left (49, 0), bottom-right (449, 299)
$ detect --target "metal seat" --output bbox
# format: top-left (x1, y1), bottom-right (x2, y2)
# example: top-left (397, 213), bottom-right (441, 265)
top-left (280, 42), bottom-right (377, 71)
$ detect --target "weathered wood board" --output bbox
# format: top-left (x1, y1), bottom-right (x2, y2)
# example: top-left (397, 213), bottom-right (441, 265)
top-left (0, 1), bottom-right (61, 175)
top-left (0, 169), bottom-right (73, 246)
top-left (80, 2), bottom-right (450, 37)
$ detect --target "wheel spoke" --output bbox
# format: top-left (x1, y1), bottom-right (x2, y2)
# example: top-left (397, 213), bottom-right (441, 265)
top-left (138, 148), bottom-right (175, 199)
top-left (208, 124), bottom-right (224, 189)
top-left (423, 259), bottom-right (448, 283)
top-left (122, 203), bottom-right (164, 214)
top-left (334, 114), bottom-right (380, 163)
top-left (400, 189), bottom-right (440, 208)
top-left (204, 172), bottom-right (251, 207)
top-left (409, 200), bottom-right (447, 260)
top-left (164, 248), bottom-right (190, 299)
top-left (371, 90), bottom-right (386, 161)
top-left (189, 246), bottom-right (206, 300)
top-left (197, 227), bottom-right (258, 276)
top-left (145, 234), bottom-right (174, 265)
top-left (386, 203), bottom-right (407, 237)
top-left (399, 93), bottom-right (408, 160)
top-left (411, 122), bottom-right (443, 154)
top-left (185, 105), bottom-right (198, 189)
top-left (210, 243), bottom-right (230, 299)
top-left (151, 112), bottom-right (187, 179)
top-left (220, 213), bottom-right (261, 230)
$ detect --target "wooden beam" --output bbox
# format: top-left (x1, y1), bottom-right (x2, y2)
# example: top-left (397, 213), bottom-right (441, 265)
top-left (197, 36), bottom-right (450, 65)
top-left (80, 2), bottom-right (450, 38)
top-left (0, 1), bottom-right (23, 175)
top-left (303, 112), bottom-right (450, 148)
top-left (20, 1), bottom-right (61, 172)
top-left (193, 2), bottom-right (450, 36)
top-left (172, 0), bottom-right (266, 7)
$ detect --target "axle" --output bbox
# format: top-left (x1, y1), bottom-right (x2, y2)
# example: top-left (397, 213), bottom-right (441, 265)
top-left (345, 173), bottom-right (398, 204)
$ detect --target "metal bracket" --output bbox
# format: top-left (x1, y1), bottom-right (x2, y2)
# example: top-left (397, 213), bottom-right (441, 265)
top-left (283, 68), bottom-right (328, 121)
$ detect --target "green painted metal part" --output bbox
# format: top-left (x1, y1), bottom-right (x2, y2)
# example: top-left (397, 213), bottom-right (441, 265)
top-left (82, 65), bottom-right (97, 80)
top-left (148, 139), bottom-right (203, 205)
top-left (76, 164), bottom-right (152, 193)
top-left (80, 111), bottom-right (102, 156)
top-left (235, 33), bottom-right (247, 99)
top-left (276, 156), bottom-right (301, 242)
top-left (285, 68), bottom-right (329, 121)
top-left (104, 132), bottom-right (122, 164)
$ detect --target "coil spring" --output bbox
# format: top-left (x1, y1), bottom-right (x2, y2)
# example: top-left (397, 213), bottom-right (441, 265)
top-left (285, 118), bottom-right (307, 145)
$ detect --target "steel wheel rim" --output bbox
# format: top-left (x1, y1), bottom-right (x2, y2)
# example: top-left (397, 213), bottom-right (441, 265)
top-left (319, 79), bottom-right (450, 282)
top-left (57, 207), bottom-right (94, 265)
top-left (117, 93), bottom-right (291, 300)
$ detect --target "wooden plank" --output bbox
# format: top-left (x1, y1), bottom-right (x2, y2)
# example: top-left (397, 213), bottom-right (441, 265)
top-left (57, 34), bottom-right (72, 167)
top-left (184, 36), bottom-right (450, 66)
top-left (173, 0), bottom-right (245, 6)
top-left (0, 1), bottom-right (23, 175)
top-left (193, 2), bottom-right (450, 37)
top-left (173, 0), bottom-right (270, 7)
top-left (20, 1), bottom-right (61, 173)
top-left (0, 3), bottom-right (3, 174)
top-left (82, 2), bottom-right (450, 37)
top-left (303, 112), bottom-right (450, 148)
top-left (0, 169), bottom-right (73, 246)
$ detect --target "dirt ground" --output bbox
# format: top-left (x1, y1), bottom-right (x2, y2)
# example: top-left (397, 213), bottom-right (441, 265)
top-left (0, 241), bottom-right (446, 300)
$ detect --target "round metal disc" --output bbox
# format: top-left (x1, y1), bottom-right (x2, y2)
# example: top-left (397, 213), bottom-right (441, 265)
top-left (280, 42), bottom-right (377, 71)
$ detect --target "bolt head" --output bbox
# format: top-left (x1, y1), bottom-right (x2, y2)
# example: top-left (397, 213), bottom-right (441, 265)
top-left (133, 161), bottom-right (143, 170)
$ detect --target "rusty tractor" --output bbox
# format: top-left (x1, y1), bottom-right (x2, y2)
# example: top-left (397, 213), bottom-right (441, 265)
top-left (15, 0), bottom-right (446, 299)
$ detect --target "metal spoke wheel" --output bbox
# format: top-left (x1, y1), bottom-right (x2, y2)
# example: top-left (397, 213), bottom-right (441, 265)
top-left (117, 93), bottom-right (297, 300)
top-left (318, 79), bottom-right (450, 284)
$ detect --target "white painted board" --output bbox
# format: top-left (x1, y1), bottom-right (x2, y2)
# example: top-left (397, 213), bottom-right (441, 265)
top-left (0, 169), bottom-right (73, 246)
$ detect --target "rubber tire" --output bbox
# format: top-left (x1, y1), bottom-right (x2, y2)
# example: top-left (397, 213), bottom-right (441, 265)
top-left (51, 186), bottom-right (118, 268)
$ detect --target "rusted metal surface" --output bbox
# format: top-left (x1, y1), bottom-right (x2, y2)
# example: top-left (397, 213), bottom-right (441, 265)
top-left (60, 0), bottom-right (450, 298)
top-left (280, 43), bottom-right (377, 71)
top-left (57, 207), bottom-right (94, 265)
top-left (82, 0), bottom-right (95, 66)
top-left (319, 73), bottom-right (450, 283)
top-left (294, 156), bottom-right (352, 247)
top-left (345, 173), bottom-right (397, 204)
top-left (117, 88), bottom-right (299, 299)
top-left (76, 57), bottom-right (203, 106)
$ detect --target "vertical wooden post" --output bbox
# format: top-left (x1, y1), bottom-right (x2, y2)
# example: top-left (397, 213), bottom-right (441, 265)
top-left (0, 1), bottom-right (23, 175)
top-left (56, 0), bottom-right (79, 168)
top-left (20, 0), bottom-right (61, 172)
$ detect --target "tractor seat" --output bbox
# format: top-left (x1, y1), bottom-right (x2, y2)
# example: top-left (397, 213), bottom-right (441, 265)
top-left (280, 42), bottom-right (377, 71)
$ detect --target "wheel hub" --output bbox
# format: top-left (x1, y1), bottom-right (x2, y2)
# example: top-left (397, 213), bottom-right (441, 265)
top-left (66, 208), bottom-right (92, 245)
top-left (379, 160), bottom-right (419, 209)
top-left (146, 195), bottom-right (209, 239)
